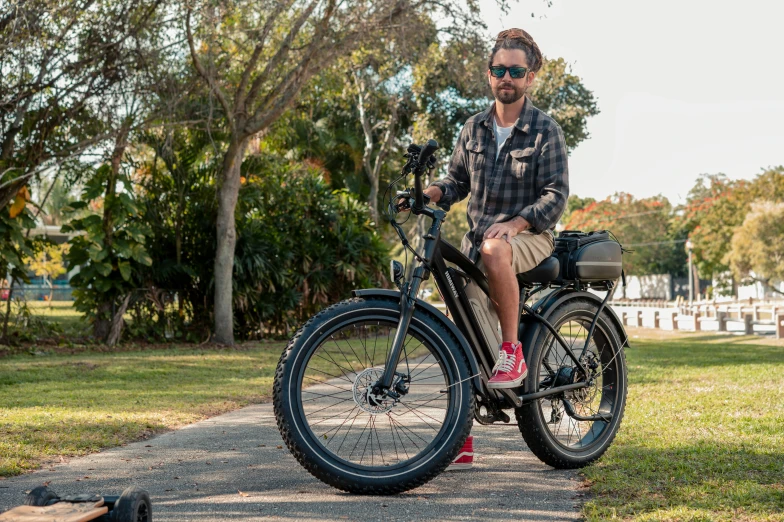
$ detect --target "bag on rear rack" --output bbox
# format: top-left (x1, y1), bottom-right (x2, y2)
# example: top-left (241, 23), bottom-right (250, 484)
top-left (554, 230), bottom-right (623, 282)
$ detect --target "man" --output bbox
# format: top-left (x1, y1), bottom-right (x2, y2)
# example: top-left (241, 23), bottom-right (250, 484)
top-left (424, 28), bottom-right (569, 390)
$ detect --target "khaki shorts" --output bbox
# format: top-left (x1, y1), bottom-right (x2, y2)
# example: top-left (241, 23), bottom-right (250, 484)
top-left (465, 230), bottom-right (555, 351)
top-left (475, 230), bottom-right (554, 275)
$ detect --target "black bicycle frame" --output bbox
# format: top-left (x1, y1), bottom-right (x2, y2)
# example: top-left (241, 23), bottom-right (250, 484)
top-left (377, 201), bottom-right (610, 411)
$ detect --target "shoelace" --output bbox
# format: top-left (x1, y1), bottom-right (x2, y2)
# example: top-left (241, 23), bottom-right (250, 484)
top-left (492, 349), bottom-right (516, 374)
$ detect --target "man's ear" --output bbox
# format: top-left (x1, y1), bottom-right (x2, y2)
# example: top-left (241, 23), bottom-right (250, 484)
top-left (527, 71), bottom-right (536, 86)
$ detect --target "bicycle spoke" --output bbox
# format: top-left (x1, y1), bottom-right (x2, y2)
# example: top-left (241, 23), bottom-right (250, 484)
top-left (299, 319), bottom-right (450, 469)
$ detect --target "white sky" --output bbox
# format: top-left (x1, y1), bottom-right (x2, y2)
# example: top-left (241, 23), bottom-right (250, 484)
top-left (478, 0), bottom-right (784, 204)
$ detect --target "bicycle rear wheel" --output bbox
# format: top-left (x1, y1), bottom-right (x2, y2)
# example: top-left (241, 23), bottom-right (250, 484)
top-left (273, 296), bottom-right (474, 494)
top-left (516, 298), bottom-right (627, 468)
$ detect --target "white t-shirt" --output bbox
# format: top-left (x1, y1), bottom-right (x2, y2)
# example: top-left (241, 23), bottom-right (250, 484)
top-left (493, 118), bottom-right (514, 161)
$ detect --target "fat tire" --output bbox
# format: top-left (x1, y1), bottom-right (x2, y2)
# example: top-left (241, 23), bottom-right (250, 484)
top-left (111, 486), bottom-right (151, 522)
top-left (24, 486), bottom-right (58, 506)
top-left (273, 297), bottom-right (474, 494)
top-left (516, 298), bottom-right (628, 469)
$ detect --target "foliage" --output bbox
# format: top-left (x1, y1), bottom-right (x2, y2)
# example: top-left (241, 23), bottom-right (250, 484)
top-left (561, 194), bottom-right (597, 226)
top-left (136, 140), bottom-right (389, 340)
top-left (0, 205), bottom-right (36, 286)
top-left (61, 164), bottom-right (152, 328)
top-left (564, 193), bottom-right (686, 276)
top-left (0, 0), bottom-right (167, 210)
top-left (726, 200), bottom-right (784, 294)
top-left (528, 57), bottom-right (600, 152)
top-left (25, 242), bottom-right (69, 303)
top-left (678, 173), bottom-right (751, 280)
top-left (233, 166), bottom-right (389, 337)
top-left (680, 167), bottom-right (784, 282)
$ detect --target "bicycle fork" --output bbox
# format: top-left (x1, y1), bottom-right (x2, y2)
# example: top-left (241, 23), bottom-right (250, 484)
top-left (372, 213), bottom-right (444, 397)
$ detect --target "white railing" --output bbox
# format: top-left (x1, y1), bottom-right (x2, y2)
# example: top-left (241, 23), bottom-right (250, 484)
top-left (609, 298), bottom-right (784, 338)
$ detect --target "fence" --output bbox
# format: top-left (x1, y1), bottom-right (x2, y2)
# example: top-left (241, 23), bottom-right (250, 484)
top-left (610, 298), bottom-right (784, 339)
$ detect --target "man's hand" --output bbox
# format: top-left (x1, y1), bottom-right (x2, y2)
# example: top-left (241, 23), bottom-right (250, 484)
top-left (423, 186), bottom-right (442, 204)
top-left (484, 217), bottom-right (530, 243)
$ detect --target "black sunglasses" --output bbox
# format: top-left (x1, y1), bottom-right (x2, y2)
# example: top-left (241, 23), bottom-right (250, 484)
top-left (489, 66), bottom-right (528, 79)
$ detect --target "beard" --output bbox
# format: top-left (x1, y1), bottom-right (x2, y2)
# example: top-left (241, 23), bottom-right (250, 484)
top-left (492, 81), bottom-right (526, 104)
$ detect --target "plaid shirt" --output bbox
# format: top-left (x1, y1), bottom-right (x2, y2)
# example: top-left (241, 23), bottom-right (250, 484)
top-left (430, 98), bottom-right (569, 262)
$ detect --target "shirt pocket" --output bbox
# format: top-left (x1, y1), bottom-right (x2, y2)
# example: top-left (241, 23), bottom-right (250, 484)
top-left (466, 139), bottom-right (487, 174)
top-left (510, 146), bottom-right (536, 179)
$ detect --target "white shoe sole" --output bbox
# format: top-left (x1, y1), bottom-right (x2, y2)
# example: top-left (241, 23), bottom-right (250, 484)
top-left (486, 369), bottom-right (528, 389)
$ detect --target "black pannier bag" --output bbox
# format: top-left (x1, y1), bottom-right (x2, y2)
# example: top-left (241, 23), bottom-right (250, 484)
top-left (554, 230), bottom-right (623, 282)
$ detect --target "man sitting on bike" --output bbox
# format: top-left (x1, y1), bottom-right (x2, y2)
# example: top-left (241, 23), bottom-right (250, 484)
top-left (423, 28), bottom-right (569, 390)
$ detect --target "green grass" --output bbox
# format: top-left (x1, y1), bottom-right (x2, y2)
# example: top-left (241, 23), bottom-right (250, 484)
top-left (0, 343), bottom-right (286, 476)
top-left (582, 329), bottom-right (784, 521)
top-left (0, 332), bottom-right (400, 478)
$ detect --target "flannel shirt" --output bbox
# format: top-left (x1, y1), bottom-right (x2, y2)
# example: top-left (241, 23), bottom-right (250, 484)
top-left (430, 98), bottom-right (569, 263)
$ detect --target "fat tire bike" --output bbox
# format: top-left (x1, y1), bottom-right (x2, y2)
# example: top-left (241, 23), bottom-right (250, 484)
top-left (273, 140), bottom-right (629, 494)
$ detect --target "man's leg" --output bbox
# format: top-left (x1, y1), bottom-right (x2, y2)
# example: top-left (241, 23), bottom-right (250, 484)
top-left (479, 238), bottom-right (519, 343)
top-left (481, 232), bottom-right (554, 389)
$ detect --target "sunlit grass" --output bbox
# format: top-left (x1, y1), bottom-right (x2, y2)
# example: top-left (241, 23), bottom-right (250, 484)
top-left (582, 330), bottom-right (784, 521)
top-left (0, 343), bottom-right (285, 476)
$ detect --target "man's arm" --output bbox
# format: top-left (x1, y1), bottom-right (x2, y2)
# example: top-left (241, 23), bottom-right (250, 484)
top-left (425, 125), bottom-right (471, 211)
top-left (517, 124), bottom-right (569, 233)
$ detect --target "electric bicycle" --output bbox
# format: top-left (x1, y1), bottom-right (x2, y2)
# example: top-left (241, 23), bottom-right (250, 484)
top-left (273, 140), bottom-right (628, 494)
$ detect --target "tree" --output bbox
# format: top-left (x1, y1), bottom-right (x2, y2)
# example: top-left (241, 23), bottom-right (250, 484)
top-left (679, 174), bottom-right (751, 282)
top-left (562, 194), bottom-right (596, 226)
top-left (564, 193), bottom-right (685, 277)
top-left (726, 201), bottom-right (784, 295)
top-left (528, 57), bottom-right (600, 151)
top-left (184, 0), bottom-right (493, 344)
top-left (26, 242), bottom-right (68, 305)
top-left (0, 0), bottom-right (164, 210)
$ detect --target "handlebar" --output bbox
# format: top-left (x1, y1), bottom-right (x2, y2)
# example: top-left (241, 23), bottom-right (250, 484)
top-left (413, 139), bottom-right (438, 211)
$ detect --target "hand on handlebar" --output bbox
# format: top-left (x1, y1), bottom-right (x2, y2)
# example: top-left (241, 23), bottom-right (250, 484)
top-left (395, 189), bottom-right (433, 213)
top-left (423, 186), bottom-right (442, 204)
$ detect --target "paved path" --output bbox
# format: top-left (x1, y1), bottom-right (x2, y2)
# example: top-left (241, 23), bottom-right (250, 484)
top-left (0, 403), bottom-right (582, 521)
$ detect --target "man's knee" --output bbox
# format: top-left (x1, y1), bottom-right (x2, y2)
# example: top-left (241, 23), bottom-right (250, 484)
top-left (479, 239), bottom-right (512, 270)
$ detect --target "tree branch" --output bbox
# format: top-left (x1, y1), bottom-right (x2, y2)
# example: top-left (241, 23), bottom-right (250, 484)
top-left (243, 0), bottom-right (326, 117)
top-left (185, 7), bottom-right (235, 130)
top-left (235, 0), bottom-right (296, 113)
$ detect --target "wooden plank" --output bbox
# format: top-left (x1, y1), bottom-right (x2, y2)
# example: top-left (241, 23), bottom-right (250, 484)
top-left (0, 501), bottom-right (107, 522)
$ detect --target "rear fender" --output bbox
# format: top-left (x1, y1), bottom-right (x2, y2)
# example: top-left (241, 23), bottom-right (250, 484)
top-left (352, 289), bottom-right (483, 392)
top-left (519, 288), bottom-right (629, 392)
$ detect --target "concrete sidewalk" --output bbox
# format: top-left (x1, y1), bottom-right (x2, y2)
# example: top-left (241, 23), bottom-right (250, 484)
top-left (0, 403), bottom-right (582, 521)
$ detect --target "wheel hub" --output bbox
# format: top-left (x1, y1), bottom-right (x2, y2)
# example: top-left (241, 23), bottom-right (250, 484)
top-left (353, 367), bottom-right (395, 414)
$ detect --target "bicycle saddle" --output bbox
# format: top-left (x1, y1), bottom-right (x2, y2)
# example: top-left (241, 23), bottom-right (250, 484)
top-left (516, 255), bottom-right (560, 284)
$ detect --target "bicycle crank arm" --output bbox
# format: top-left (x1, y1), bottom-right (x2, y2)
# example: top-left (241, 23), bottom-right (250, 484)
top-left (562, 398), bottom-right (613, 422)
top-left (517, 382), bottom-right (588, 403)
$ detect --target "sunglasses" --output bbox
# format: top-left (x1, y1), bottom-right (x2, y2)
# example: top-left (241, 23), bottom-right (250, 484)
top-left (489, 65), bottom-right (528, 79)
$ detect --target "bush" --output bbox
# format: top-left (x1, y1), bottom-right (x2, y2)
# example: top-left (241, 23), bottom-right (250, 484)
top-left (137, 151), bottom-right (389, 341)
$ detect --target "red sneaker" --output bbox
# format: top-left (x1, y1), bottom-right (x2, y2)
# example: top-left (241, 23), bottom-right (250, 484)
top-left (487, 342), bottom-right (527, 389)
top-left (447, 435), bottom-right (473, 470)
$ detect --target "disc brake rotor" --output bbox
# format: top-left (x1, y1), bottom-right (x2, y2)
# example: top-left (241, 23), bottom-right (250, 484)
top-left (352, 367), bottom-right (395, 414)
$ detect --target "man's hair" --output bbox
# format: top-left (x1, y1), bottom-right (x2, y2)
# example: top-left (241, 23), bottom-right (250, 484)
top-left (488, 28), bottom-right (543, 74)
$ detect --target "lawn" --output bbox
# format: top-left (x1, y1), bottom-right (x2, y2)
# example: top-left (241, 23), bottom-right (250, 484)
top-left (2, 306), bottom-right (783, 521)
top-left (582, 328), bottom-right (784, 521)
top-left (0, 342), bottom-right (286, 476)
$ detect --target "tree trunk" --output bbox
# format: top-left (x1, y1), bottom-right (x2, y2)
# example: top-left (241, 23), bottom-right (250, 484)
top-left (106, 293), bottom-right (132, 346)
top-left (213, 137), bottom-right (248, 345)
top-left (2, 276), bottom-right (16, 342)
top-left (94, 122), bottom-right (130, 340)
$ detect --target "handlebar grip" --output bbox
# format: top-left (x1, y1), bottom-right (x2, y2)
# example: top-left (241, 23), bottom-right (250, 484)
top-left (417, 139), bottom-right (438, 166)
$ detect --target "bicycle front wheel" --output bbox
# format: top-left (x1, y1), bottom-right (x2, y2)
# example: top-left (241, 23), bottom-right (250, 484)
top-left (273, 296), bottom-right (474, 494)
